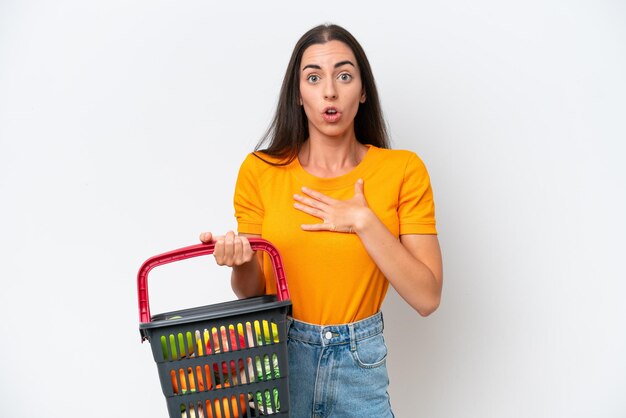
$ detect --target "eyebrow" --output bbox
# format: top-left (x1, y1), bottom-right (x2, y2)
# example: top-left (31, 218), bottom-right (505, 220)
top-left (302, 60), bottom-right (356, 71)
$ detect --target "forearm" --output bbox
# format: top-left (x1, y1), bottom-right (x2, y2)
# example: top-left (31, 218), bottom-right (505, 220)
top-left (354, 209), bottom-right (443, 316)
top-left (231, 253), bottom-right (265, 299)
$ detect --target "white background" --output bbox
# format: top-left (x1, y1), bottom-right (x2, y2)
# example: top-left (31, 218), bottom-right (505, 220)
top-left (1, 1), bottom-right (625, 417)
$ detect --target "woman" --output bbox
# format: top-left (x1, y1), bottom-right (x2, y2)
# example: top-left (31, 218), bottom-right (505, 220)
top-left (200, 23), bottom-right (442, 417)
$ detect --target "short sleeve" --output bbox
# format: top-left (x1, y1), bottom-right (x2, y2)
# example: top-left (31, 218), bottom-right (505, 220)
top-left (398, 153), bottom-right (437, 235)
top-left (234, 154), bottom-right (264, 234)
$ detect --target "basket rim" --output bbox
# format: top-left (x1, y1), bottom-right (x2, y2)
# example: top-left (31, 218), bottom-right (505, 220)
top-left (139, 295), bottom-right (291, 331)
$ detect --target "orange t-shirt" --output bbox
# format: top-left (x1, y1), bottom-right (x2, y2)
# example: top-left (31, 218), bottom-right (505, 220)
top-left (234, 145), bottom-right (437, 325)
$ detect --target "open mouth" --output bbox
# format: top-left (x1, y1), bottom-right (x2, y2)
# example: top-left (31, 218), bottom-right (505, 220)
top-left (322, 108), bottom-right (341, 123)
top-left (322, 107), bottom-right (341, 122)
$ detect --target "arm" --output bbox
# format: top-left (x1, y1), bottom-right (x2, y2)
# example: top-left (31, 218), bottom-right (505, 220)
top-left (294, 179), bottom-right (443, 316)
top-left (199, 231), bottom-right (265, 299)
top-left (354, 211), bottom-right (442, 316)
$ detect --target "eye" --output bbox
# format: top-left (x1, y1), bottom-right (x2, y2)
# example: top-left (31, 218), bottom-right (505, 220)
top-left (307, 74), bottom-right (320, 83)
top-left (338, 73), bottom-right (352, 82)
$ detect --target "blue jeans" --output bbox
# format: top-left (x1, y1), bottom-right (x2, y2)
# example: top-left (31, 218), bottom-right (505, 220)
top-left (286, 312), bottom-right (395, 418)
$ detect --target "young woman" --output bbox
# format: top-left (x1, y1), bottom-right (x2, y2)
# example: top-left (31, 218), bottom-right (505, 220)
top-left (200, 23), bottom-right (443, 417)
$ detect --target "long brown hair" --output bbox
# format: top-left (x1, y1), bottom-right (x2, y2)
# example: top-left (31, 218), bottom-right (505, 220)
top-left (255, 24), bottom-right (390, 164)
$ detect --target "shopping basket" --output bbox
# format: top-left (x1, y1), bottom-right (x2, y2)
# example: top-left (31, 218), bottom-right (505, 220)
top-left (138, 238), bottom-right (291, 418)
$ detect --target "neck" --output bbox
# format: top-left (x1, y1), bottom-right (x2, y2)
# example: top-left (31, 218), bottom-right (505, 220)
top-left (298, 137), bottom-right (367, 178)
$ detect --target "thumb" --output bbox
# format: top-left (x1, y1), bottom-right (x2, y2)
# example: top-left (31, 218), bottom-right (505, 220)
top-left (199, 231), bottom-right (213, 243)
top-left (354, 178), bottom-right (364, 196)
top-left (353, 178), bottom-right (367, 205)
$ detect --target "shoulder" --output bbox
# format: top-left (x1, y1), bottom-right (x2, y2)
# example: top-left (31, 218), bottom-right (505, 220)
top-left (368, 146), bottom-right (427, 173)
top-left (237, 152), bottom-right (294, 184)
top-left (240, 152), bottom-right (281, 173)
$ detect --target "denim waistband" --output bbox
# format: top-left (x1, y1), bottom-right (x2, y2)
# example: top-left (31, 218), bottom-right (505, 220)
top-left (287, 311), bottom-right (384, 347)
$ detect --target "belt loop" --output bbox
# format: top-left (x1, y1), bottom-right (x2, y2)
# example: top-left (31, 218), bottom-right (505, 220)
top-left (349, 323), bottom-right (356, 352)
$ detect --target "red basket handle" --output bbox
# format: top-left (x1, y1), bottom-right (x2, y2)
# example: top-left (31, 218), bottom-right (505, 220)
top-left (137, 238), bottom-right (289, 324)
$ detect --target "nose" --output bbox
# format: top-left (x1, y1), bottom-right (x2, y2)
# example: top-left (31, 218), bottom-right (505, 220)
top-left (324, 80), bottom-right (337, 100)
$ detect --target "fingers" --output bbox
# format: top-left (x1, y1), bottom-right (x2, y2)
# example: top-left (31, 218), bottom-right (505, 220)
top-left (238, 235), bottom-right (254, 262)
top-left (301, 223), bottom-right (354, 233)
top-left (301, 223), bottom-right (331, 232)
top-left (213, 231), bottom-right (254, 266)
top-left (293, 192), bottom-right (327, 210)
top-left (293, 200), bottom-right (326, 220)
top-left (293, 188), bottom-right (332, 220)
top-left (300, 186), bottom-right (333, 204)
top-left (214, 231), bottom-right (234, 266)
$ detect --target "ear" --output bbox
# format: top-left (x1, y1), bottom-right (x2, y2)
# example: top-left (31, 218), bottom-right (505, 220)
top-left (360, 89), bottom-right (366, 103)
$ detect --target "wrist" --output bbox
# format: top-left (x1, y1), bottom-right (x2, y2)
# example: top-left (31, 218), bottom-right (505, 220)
top-left (352, 207), bottom-right (376, 235)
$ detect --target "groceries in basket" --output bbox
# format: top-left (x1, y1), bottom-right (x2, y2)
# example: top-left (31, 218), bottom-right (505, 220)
top-left (161, 318), bottom-right (284, 415)
top-left (179, 381), bottom-right (248, 418)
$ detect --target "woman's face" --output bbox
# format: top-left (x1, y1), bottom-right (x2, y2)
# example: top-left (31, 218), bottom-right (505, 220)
top-left (299, 40), bottom-right (366, 141)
